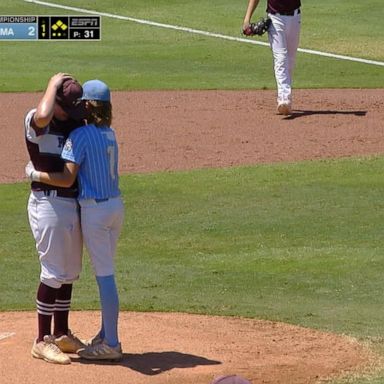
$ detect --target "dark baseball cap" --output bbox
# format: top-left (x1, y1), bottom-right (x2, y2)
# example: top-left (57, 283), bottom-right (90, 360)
top-left (56, 78), bottom-right (87, 120)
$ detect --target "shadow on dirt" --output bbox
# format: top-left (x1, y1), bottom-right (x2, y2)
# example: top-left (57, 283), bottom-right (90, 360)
top-left (284, 110), bottom-right (367, 120)
top-left (71, 351), bottom-right (222, 375)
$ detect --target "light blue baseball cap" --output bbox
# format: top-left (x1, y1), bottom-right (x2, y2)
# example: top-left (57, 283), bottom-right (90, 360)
top-left (82, 79), bottom-right (110, 102)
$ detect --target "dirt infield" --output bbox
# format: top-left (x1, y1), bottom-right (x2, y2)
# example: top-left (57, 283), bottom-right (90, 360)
top-left (0, 311), bottom-right (377, 384)
top-left (1, 89), bottom-right (384, 383)
top-left (1, 88), bottom-right (383, 183)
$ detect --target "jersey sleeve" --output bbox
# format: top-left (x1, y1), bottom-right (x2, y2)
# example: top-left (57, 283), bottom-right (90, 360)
top-left (24, 108), bottom-right (48, 143)
top-left (61, 128), bottom-right (86, 165)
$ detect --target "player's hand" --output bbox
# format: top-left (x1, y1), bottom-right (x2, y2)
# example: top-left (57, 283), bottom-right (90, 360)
top-left (242, 22), bottom-right (253, 36)
top-left (49, 72), bottom-right (73, 90)
top-left (25, 161), bottom-right (41, 182)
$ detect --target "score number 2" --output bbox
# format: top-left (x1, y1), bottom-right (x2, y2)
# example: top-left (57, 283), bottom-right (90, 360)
top-left (28, 26), bottom-right (36, 37)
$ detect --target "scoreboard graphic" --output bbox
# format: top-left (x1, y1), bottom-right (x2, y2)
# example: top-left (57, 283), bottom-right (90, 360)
top-left (0, 16), bottom-right (101, 40)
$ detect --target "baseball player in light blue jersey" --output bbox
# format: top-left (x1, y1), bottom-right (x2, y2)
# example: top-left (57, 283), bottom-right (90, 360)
top-left (26, 79), bottom-right (124, 361)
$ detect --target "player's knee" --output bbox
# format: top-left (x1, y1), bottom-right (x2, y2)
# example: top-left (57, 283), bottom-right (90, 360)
top-left (40, 277), bottom-right (62, 289)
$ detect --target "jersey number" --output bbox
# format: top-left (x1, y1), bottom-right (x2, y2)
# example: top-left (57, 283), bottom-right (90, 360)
top-left (107, 145), bottom-right (116, 180)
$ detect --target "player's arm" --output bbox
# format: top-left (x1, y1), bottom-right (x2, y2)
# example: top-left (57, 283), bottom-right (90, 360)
top-left (34, 72), bottom-right (72, 129)
top-left (26, 161), bottom-right (79, 188)
top-left (243, 0), bottom-right (260, 29)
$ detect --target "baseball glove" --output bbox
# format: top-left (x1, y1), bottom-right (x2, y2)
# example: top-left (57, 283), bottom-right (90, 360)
top-left (242, 17), bottom-right (272, 36)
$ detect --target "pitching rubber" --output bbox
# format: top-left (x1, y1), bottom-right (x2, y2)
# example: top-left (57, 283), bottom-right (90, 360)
top-left (210, 375), bottom-right (252, 384)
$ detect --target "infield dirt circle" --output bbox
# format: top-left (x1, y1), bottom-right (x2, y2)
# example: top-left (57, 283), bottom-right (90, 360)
top-left (0, 89), bottom-right (383, 384)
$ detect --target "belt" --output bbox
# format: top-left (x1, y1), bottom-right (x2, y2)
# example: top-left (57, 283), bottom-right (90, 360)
top-left (95, 198), bottom-right (109, 203)
top-left (33, 189), bottom-right (78, 199)
top-left (269, 8), bottom-right (300, 16)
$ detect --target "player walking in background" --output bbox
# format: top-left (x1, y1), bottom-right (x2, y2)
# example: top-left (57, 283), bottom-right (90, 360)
top-left (25, 73), bottom-right (87, 364)
top-left (26, 79), bottom-right (125, 361)
top-left (243, 0), bottom-right (302, 115)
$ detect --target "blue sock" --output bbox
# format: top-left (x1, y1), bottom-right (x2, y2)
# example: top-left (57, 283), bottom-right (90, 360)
top-left (96, 275), bottom-right (119, 347)
top-left (100, 320), bottom-right (105, 339)
top-left (98, 319), bottom-right (105, 340)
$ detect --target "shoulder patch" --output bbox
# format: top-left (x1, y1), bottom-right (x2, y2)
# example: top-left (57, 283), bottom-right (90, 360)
top-left (63, 138), bottom-right (73, 152)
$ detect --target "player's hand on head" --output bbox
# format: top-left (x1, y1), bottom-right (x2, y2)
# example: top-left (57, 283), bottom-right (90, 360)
top-left (49, 72), bottom-right (73, 90)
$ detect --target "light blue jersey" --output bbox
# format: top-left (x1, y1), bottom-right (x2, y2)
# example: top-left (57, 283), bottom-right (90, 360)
top-left (61, 124), bottom-right (120, 200)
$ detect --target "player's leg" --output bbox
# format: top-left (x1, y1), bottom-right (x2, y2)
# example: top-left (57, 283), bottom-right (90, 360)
top-left (80, 200), bottom-right (116, 345)
top-left (268, 14), bottom-right (291, 104)
top-left (52, 198), bottom-right (84, 353)
top-left (36, 282), bottom-right (57, 342)
top-left (96, 198), bottom-right (124, 348)
top-left (50, 197), bottom-right (82, 336)
top-left (77, 198), bottom-right (124, 360)
top-left (54, 283), bottom-right (72, 337)
top-left (28, 193), bottom-right (79, 363)
top-left (31, 282), bottom-right (71, 364)
top-left (96, 275), bottom-right (119, 347)
top-left (28, 192), bottom-right (62, 342)
top-left (286, 12), bottom-right (301, 87)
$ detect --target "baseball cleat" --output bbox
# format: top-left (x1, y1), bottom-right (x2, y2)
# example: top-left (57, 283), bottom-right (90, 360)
top-left (55, 329), bottom-right (86, 353)
top-left (31, 335), bottom-right (71, 364)
top-left (277, 102), bottom-right (292, 116)
top-left (78, 341), bottom-right (123, 361)
top-left (84, 332), bottom-right (103, 347)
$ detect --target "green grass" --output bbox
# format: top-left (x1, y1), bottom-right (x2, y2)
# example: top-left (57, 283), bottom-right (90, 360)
top-left (2, 2), bottom-right (384, 382)
top-left (2, 157), bottom-right (384, 340)
top-left (3, 158), bottom-right (384, 382)
top-left (0, 0), bottom-right (383, 91)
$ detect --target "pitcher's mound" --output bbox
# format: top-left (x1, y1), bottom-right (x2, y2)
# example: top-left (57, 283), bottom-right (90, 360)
top-left (0, 311), bottom-right (377, 384)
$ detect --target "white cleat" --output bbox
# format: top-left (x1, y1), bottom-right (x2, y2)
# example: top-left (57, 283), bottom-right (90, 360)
top-left (55, 329), bottom-right (86, 353)
top-left (277, 102), bottom-right (292, 116)
top-left (31, 335), bottom-right (71, 364)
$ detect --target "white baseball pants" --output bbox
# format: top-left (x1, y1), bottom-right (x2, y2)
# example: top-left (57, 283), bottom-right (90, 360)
top-left (79, 197), bottom-right (124, 277)
top-left (28, 191), bottom-right (83, 288)
top-left (268, 9), bottom-right (301, 103)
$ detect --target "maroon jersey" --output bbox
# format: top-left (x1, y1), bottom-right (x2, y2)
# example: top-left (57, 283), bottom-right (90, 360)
top-left (267, 0), bottom-right (301, 14)
top-left (25, 108), bottom-right (83, 196)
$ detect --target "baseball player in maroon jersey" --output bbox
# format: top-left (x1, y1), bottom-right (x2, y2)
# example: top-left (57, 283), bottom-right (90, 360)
top-left (243, 0), bottom-right (301, 115)
top-left (25, 73), bottom-right (87, 364)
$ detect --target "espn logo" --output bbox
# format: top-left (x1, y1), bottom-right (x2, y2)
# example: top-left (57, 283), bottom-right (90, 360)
top-left (70, 17), bottom-right (100, 28)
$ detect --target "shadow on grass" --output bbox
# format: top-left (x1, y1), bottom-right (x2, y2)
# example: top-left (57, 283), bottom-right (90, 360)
top-left (71, 351), bottom-right (222, 375)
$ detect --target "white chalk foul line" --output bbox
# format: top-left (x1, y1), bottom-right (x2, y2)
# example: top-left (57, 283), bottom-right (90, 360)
top-left (0, 332), bottom-right (16, 341)
top-left (24, 0), bottom-right (384, 67)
